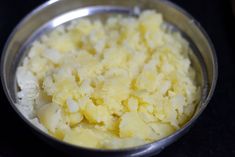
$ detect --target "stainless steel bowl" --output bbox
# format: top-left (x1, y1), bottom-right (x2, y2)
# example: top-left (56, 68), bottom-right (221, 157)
top-left (0, 0), bottom-right (218, 156)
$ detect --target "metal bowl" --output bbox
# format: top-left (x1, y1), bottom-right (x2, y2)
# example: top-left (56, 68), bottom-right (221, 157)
top-left (0, 0), bottom-right (218, 156)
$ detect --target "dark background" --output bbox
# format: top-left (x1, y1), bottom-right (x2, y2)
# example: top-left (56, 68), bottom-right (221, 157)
top-left (0, 0), bottom-right (235, 157)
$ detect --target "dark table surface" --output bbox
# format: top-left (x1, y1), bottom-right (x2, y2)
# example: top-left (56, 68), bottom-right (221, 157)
top-left (0, 0), bottom-right (235, 157)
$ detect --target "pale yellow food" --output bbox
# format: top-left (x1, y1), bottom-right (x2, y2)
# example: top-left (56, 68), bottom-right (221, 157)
top-left (16, 11), bottom-right (200, 149)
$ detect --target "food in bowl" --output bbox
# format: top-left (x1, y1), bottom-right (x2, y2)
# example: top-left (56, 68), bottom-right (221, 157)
top-left (16, 10), bottom-right (200, 149)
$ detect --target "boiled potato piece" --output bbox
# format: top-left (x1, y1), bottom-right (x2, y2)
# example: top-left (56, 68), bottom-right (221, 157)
top-left (119, 112), bottom-right (156, 140)
top-left (37, 103), bottom-right (61, 133)
top-left (63, 128), bottom-right (100, 148)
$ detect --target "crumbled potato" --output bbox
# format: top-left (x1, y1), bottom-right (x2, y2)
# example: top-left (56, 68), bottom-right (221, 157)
top-left (17, 10), bottom-right (200, 149)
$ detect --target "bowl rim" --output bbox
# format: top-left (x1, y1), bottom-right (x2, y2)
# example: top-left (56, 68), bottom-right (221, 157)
top-left (0, 0), bottom-right (218, 153)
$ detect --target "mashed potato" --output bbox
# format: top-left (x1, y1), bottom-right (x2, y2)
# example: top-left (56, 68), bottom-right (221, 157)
top-left (16, 10), bottom-right (200, 149)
